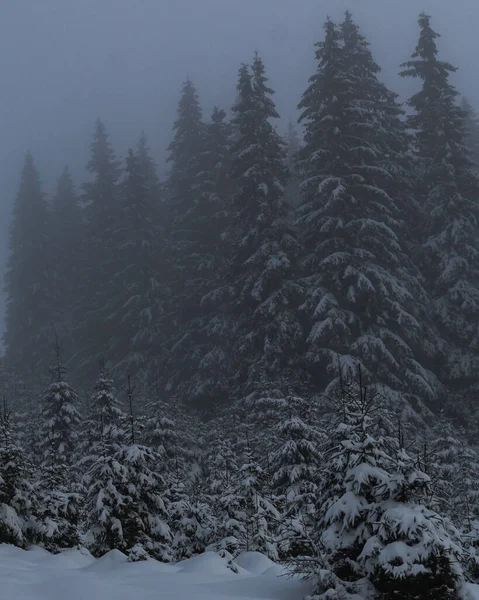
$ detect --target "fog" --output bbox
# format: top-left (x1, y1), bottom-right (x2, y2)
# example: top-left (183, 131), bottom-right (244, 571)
top-left (1, 0), bottom-right (477, 335)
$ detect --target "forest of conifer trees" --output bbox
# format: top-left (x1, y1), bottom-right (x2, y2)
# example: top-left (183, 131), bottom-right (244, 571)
top-left (2, 11), bottom-right (479, 600)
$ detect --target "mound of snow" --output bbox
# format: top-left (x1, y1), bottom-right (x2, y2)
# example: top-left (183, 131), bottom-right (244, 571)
top-left (85, 548), bottom-right (128, 572)
top-left (97, 548), bottom-right (128, 563)
top-left (234, 551), bottom-right (276, 575)
top-left (178, 551), bottom-right (242, 576)
top-left (59, 547), bottom-right (96, 568)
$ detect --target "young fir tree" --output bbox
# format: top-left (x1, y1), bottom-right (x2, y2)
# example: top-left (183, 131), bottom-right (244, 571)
top-left (49, 166), bottom-right (82, 361)
top-left (40, 343), bottom-right (82, 484)
top-left (428, 420), bottom-right (479, 530)
top-left (401, 13), bottom-right (479, 401)
top-left (170, 475), bottom-right (215, 561)
top-left (166, 106), bottom-right (235, 408)
top-left (84, 372), bottom-right (173, 559)
top-left (271, 395), bottom-right (323, 559)
top-left (4, 152), bottom-right (53, 383)
top-left (363, 444), bottom-right (465, 600)
top-left (224, 54), bottom-right (302, 399)
top-left (296, 14), bottom-right (433, 411)
top-left (220, 437), bottom-right (279, 559)
top-left (75, 120), bottom-right (122, 380)
top-left (0, 398), bottom-right (38, 547)
top-left (34, 345), bottom-right (83, 551)
top-left (80, 364), bottom-right (125, 476)
top-left (296, 369), bottom-right (465, 600)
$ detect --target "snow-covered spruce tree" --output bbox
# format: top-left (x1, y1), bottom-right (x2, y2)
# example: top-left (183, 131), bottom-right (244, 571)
top-left (296, 371), bottom-right (391, 599)
top-left (271, 395), bottom-right (324, 559)
top-left (401, 13), bottom-right (479, 402)
top-left (296, 14), bottom-right (434, 412)
top-left (80, 364), bottom-right (125, 478)
top-left (0, 399), bottom-right (38, 547)
top-left (166, 105), bottom-right (235, 409)
top-left (114, 443), bottom-right (173, 562)
top-left (3, 152), bottom-right (53, 384)
top-left (170, 474), bottom-right (215, 561)
top-left (34, 348), bottom-right (83, 551)
top-left (74, 120), bottom-right (122, 381)
top-left (84, 369), bottom-right (172, 559)
top-left (144, 403), bottom-right (179, 470)
top-left (428, 420), bottom-right (479, 530)
top-left (363, 443), bottom-right (465, 600)
top-left (84, 441), bottom-right (173, 560)
top-left (229, 438), bottom-right (279, 559)
top-left (40, 345), bottom-right (82, 484)
top-left (106, 136), bottom-right (167, 384)
top-left (224, 54), bottom-right (303, 399)
top-left (49, 166), bottom-right (82, 362)
top-left (293, 369), bottom-right (466, 600)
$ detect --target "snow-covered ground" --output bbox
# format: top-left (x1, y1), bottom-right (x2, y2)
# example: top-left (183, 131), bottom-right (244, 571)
top-left (4, 544), bottom-right (479, 600)
top-left (0, 545), bottom-right (313, 600)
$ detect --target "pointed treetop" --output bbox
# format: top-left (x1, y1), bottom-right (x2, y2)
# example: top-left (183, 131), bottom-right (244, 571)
top-left (87, 118), bottom-right (121, 178)
top-left (400, 12), bottom-right (457, 80)
top-left (251, 52), bottom-right (279, 120)
top-left (211, 106), bottom-right (227, 123)
top-left (234, 63), bottom-right (254, 107)
top-left (49, 334), bottom-right (66, 384)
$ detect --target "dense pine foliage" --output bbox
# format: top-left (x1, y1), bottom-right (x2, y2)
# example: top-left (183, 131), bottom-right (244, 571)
top-left (2, 10), bottom-right (479, 600)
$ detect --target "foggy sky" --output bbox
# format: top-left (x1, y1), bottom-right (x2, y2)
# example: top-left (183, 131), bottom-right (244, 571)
top-left (1, 0), bottom-right (477, 343)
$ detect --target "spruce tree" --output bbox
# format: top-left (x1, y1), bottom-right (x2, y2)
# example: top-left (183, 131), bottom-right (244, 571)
top-left (271, 396), bottom-right (323, 559)
top-left (225, 54), bottom-right (302, 398)
top-left (40, 344), bottom-right (82, 485)
top-left (4, 152), bottom-right (52, 383)
top-left (215, 437), bottom-right (279, 559)
top-left (296, 14), bottom-right (433, 409)
top-left (170, 477), bottom-right (215, 561)
top-left (364, 445), bottom-right (465, 600)
top-left (37, 348), bottom-right (83, 553)
top-left (107, 136), bottom-right (166, 383)
top-left (0, 399), bottom-right (38, 547)
top-left (401, 13), bottom-right (479, 403)
top-left (166, 106), bottom-right (235, 408)
top-left (75, 120), bottom-right (122, 379)
top-left (80, 365), bottom-right (125, 476)
top-left (297, 370), bottom-right (465, 600)
top-left (49, 166), bottom-right (82, 361)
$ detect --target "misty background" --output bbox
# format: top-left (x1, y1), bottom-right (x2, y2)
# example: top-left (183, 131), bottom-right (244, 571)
top-left (0, 0), bottom-right (476, 338)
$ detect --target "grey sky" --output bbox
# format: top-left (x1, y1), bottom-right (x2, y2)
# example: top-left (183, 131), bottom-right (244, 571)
top-left (1, 0), bottom-right (477, 338)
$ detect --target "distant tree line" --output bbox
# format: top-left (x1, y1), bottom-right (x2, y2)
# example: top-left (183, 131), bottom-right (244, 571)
top-left (4, 12), bottom-right (479, 427)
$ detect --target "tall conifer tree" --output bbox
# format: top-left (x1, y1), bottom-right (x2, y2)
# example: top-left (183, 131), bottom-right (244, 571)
top-left (4, 152), bottom-right (52, 383)
top-left (224, 55), bottom-right (302, 398)
top-left (296, 14), bottom-right (434, 410)
top-left (401, 13), bottom-right (479, 399)
top-left (107, 136), bottom-right (166, 384)
top-left (166, 106), bottom-right (235, 408)
top-left (49, 166), bottom-right (81, 361)
top-left (75, 120), bottom-right (122, 379)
